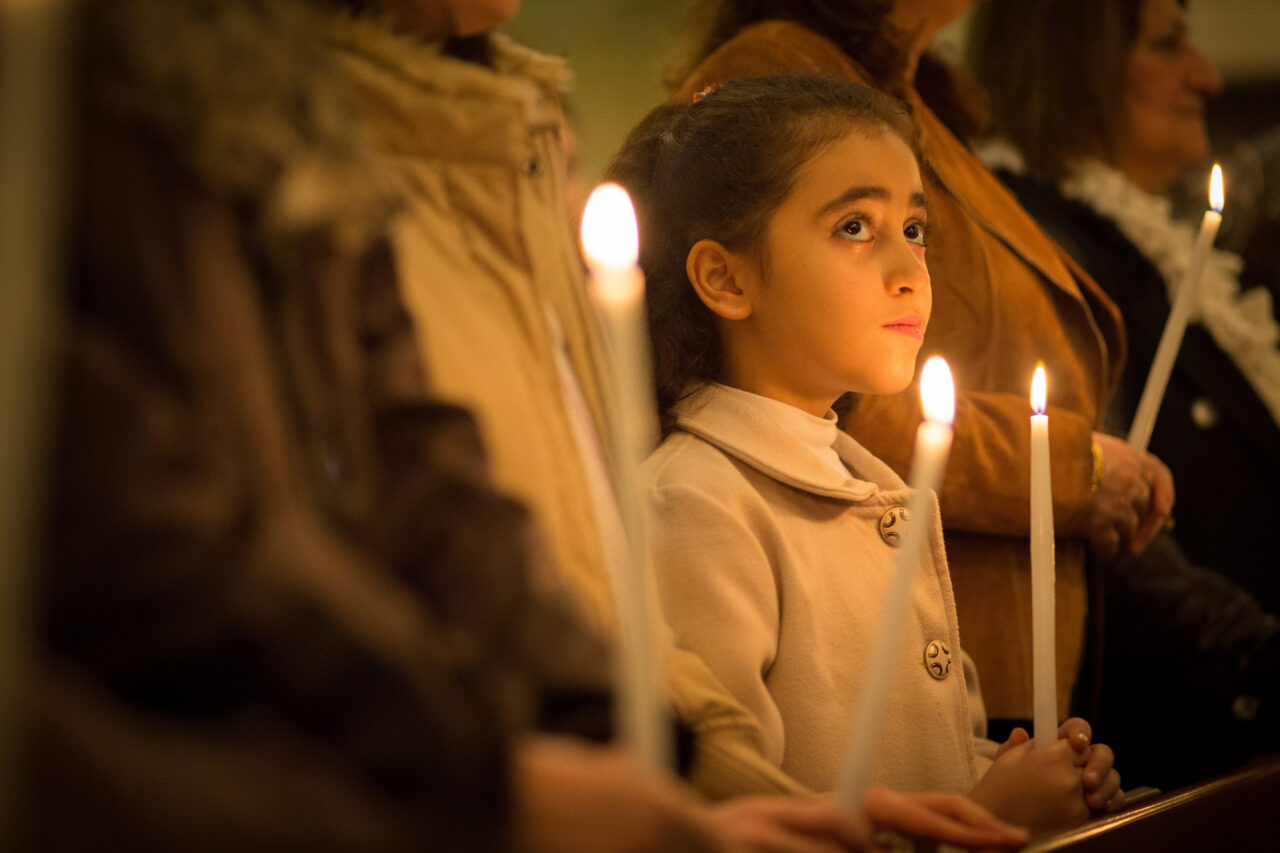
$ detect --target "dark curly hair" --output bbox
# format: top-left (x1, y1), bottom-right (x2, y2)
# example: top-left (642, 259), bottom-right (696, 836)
top-left (604, 74), bottom-right (919, 435)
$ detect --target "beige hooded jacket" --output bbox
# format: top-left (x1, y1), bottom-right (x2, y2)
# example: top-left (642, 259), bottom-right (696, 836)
top-left (327, 17), bottom-right (808, 797)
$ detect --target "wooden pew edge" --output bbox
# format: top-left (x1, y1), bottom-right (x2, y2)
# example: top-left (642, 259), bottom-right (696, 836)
top-left (1023, 755), bottom-right (1280, 852)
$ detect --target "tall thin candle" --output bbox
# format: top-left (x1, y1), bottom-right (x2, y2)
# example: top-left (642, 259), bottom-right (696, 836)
top-left (1030, 364), bottom-right (1057, 748)
top-left (838, 357), bottom-right (955, 811)
top-left (580, 183), bottom-right (670, 773)
top-left (1128, 164), bottom-right (1224, 452)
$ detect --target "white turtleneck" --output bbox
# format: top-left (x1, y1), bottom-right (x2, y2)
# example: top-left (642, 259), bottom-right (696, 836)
top-left (711, 383), bottom-right (852, 480)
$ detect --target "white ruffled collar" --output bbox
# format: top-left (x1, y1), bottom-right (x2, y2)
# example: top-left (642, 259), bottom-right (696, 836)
top-left (1058, 159), bottom-right (1280, 426)
top-left (980, 138), bottom-right (1280, 427)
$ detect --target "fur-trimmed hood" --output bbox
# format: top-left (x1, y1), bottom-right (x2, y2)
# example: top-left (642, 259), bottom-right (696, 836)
top-left (86, 0), bottom-right (398, 247)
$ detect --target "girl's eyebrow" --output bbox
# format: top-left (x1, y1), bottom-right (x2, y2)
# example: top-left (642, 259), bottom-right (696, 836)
top-left (817, 185), bottom-right (929, 218)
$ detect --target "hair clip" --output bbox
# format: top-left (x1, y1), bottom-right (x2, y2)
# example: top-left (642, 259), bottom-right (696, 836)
top-left (692, 83), bottom-right (721, 103)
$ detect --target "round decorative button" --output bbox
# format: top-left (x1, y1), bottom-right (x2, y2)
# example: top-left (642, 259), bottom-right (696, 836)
top-left (924, 640), bottom-right (952, 680)
top-left (878, 506), bottom-right (910, 547)
top-left (1190, 396), bottom-right (1219, 430)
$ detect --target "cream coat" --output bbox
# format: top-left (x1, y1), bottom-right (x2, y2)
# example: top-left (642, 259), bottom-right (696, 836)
top-left (644, 384), bottom-right (992, 793)
top-left (328, 20), bottom-right (807, 797)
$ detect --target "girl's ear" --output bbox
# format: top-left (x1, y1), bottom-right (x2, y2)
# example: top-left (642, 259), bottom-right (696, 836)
top-left (686, 239), bottom-right (753, 320)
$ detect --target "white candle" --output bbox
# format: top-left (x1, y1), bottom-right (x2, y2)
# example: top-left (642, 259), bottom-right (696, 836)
top-left (1128, 164), bottom-right (1224, 452)
top-left (1030, 364), bottom-right (1057, 748)
top-left (580, 183), bottom-right (670, 772)
top-left (838, 357), bottom-right (955, 811)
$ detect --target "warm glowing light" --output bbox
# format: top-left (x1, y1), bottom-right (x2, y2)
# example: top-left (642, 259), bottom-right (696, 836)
top-left (581, 183), bottom-right (639, 272)
top-left (1209, 163), bottom-right (1224, 214)
top-left (1031, 363), bottom-right (1047, 415)
top-left (920, 357), bottom-right (955, 425)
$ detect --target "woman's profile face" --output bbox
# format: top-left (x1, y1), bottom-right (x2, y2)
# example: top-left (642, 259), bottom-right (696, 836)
top-left (1115, 0), bottom-right (1222, 192)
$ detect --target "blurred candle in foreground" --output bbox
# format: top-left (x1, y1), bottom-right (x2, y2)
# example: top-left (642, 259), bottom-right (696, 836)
top-left (580, 183), bottom-right (669, 772)
top-left (1128, 164), bottom-right (1224, 452)
top-left (1030, 363), bottom-right (1057, 748)
top-left (838, 357), bottom-right (955, 811)
top-left (2, 0), bottom-right (70, 840)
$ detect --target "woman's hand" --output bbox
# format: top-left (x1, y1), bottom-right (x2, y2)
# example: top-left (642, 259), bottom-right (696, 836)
top-left (513, 737), bottom-right (723, 853)
top-left (860, 787), bottom-right (1028, 850)
top-left (1087, 433), bottom-right (1175, 560)
top-left (708, 789), bottom-right (1028, 852)
top-left (513, 737), bottom-right (1028, 852)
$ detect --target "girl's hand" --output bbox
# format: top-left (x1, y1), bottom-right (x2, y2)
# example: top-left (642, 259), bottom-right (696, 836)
top-left (1057, 718), bottom-right (1124, 812)
top-left (969, 733), bottom-right (1090, 833)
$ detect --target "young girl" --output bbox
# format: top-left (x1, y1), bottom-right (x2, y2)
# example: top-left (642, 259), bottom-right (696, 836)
top-left (608, 74), bottom-right (1124, 830)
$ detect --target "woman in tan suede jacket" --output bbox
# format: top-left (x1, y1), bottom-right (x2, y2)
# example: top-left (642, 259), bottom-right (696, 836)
top-left (672, 0), bottom-right (1174, 722)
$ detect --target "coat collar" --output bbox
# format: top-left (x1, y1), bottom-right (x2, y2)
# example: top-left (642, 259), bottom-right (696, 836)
top-left (671, 384), bottom-right (908, 501)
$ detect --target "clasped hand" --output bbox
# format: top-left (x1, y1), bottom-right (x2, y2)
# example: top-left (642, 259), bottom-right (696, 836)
top-left (970, 717), bottom-right (1124, 833)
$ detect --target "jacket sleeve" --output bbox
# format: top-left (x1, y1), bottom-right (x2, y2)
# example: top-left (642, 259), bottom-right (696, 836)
top-left (646, 475), bottom-right (806, 797)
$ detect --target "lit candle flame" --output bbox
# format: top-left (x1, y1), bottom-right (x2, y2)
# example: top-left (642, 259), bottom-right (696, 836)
top-left (1031, 362), bottom-right (1047, 415)
top-left (920, 356), bottom-right (955, 425)
top-left (1209, 163), bottom-right (1224, 214)
top-left (581, 183), bottom-right (640, 272)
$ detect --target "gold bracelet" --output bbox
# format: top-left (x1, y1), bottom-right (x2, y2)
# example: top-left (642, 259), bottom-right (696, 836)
top-left (1090, 439), bottom-right (1105, 494)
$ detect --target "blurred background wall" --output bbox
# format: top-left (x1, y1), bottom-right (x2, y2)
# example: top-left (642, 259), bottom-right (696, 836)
top-left (504, 0), bottom-right (1280, 190)
top-left (503, 0), bottom-right (688, 185)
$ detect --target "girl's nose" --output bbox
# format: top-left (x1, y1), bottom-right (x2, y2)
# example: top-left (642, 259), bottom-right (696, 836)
top-left (885, 242), bottom-right (929, 296)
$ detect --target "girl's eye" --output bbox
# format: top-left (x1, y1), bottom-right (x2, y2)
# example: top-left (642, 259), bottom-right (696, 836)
top-left (839, 219), bottom-right (872, 242)
top-left (904, 222), bottom-right (927, 246)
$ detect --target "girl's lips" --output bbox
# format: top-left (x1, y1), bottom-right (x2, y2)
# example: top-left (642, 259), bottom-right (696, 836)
top-left (884, 317), bottom-right (925, 340)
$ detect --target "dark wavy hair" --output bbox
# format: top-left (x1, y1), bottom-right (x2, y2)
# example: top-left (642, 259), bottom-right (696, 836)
top-left (604, 74), bottom-right (918, 435)
top-left (672, 0), bottom-right (902, 91)
top-left (671, 0), bottom-right (988, 145)
top-left (968, 0), bottom-right (1179, 182)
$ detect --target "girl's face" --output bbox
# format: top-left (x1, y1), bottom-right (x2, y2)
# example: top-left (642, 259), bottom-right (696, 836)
top-left (1113, 0), bottom-right (1222, 192)
top-left (719, 128), bottom-right (931, 415)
